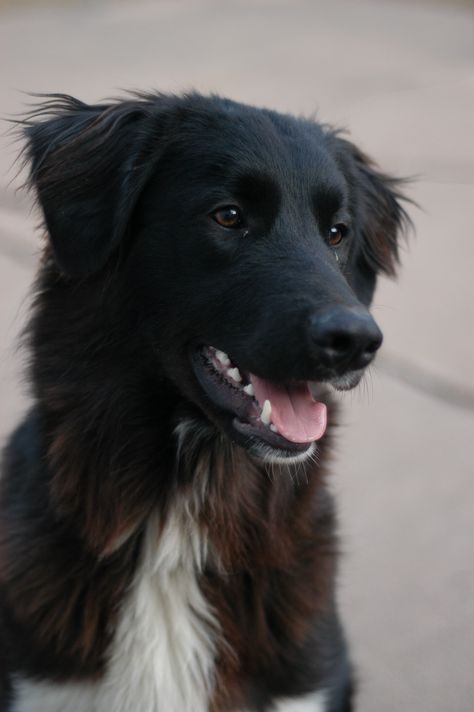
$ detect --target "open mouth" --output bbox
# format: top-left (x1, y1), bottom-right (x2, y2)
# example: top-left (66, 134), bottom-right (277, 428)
top-left (191, 345), bottom-right (327, 455)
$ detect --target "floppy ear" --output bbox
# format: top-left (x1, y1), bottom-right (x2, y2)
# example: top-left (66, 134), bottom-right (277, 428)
top-left (332, 136), bottom-right (411, 278)
top-left (22, 94), bottom-right (162, 277)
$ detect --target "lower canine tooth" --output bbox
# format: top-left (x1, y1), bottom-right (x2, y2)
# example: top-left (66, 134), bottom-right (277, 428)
top-left (261, 399), bottom-right (272, 425)
top-left (243, 384), bottom-right (254, 396)
top-left (270, 424), bottom-right (278, 433)
top-left (227, 367), bottom-right (242, 382)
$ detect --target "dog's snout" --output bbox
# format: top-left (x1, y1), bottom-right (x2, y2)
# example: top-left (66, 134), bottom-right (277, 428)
top-left (309, 307), bottom-right (383, 371)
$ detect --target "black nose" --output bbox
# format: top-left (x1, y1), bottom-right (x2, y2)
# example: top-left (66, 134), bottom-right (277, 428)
top-left (309, 306), bottom-right (383, 371)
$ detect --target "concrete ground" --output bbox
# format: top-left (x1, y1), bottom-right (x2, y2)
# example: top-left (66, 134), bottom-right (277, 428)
top-left (0, 0), bottom-right (473, 710)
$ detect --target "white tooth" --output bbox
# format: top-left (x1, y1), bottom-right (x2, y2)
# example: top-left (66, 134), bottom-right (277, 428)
top-left (243, 384), bottom-right (254, 396)
top-left (216, 350), bottom-right (231, 367)
top-left (270, 424), bottom-right (278, 433)
top-left (261, 399), bottom-right (272, 425)
top-left (227, 367), bottom-right (242, 382)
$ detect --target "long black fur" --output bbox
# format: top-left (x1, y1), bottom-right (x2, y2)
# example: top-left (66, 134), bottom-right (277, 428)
top-left (0, 92), bottom-right (410, 711)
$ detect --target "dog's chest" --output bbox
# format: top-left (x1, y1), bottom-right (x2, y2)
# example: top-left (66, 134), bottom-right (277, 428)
top-left (13, 510), bottom-right (219, 712)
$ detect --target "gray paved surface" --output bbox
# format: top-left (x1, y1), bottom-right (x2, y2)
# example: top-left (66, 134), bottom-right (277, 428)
top-left (1, 1), bottom-right (473, 710)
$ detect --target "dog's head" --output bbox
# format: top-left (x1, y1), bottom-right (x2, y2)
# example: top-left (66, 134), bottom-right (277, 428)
top-left (23, 93), bottom-right (409, 462)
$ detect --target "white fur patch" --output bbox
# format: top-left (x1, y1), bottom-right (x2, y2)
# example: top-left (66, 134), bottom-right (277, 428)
top-left (12, 679), bottom-right (95, 712)
top-left (14, 503), bottom-right (219, 712)
top-left (96, 506), bottom-right (218, 712)
top-left (271, 689), bottom-right (328, 712)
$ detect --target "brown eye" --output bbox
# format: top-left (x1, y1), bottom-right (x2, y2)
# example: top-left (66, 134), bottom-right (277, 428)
top-left (329, 223), bottom-right (348, 246)
top-left (212, 206), bottom-right (243, 229)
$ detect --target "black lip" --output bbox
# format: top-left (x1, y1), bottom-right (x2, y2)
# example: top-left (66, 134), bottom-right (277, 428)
top-left (232, 418), bottom-right (310, 453)
top-left (190, 346), bottom-right (312, 453)
top-left (190, 346), bottom-right (257, 420)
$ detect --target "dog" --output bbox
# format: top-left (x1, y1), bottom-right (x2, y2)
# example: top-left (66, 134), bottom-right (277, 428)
top-left (0, 92), bottom-right (408, 712)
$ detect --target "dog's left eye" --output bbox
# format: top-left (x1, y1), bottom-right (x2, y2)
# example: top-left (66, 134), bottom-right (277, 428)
top-left (211, 206), bottom-right (243, 229)
top-left (328, 223), bottom-right (348, 246)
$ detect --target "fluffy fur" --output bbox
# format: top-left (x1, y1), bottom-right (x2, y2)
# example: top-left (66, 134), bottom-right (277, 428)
top-left (0, 92), bottom-right (409, 711)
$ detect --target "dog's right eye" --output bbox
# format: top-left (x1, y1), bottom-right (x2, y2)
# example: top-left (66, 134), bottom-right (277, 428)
top-left (211, 206), bottom-right (243, 229)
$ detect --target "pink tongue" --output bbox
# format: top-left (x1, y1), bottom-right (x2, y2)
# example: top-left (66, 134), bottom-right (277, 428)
top-left (249, 375), bottom-right (327, 444)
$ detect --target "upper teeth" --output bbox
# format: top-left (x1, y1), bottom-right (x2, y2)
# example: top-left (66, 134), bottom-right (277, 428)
top-left (216, 350), bottom-right (231, 367)
top-left (227, 367), bottom-right (242, 383)
top-left (209, 347), bottom-right (278, 432)
top-left (261, 399), bottom-right (272, 425)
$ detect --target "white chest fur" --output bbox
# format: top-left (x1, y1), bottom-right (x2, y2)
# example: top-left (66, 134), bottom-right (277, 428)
top-left (269, 690), bottom-right (328, 712)
top-left (14, 507), bottom-right (219, 712)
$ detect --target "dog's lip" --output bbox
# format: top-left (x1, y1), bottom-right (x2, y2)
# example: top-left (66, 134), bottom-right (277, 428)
top-left (231, 417), bottom-right (310, 453)
top-left (190, 345), bottom-right (327, 451)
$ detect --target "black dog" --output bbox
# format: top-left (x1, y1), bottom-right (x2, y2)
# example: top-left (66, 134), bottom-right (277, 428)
top-left (0, 93), bottom-right (408, 712)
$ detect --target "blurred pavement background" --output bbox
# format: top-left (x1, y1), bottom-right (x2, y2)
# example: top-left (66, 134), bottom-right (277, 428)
top-left (0, 1), bottom-right (473, 710)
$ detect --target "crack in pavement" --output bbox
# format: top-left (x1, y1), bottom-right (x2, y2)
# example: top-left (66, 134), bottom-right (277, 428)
top-left (378, 352), bottom-right (474, 413)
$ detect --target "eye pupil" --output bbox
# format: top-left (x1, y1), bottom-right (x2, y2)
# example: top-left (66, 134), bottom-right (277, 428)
top-left (212, 206), bottom-right (242, 229)
top-left (329, 223), bottom-right (347, 246)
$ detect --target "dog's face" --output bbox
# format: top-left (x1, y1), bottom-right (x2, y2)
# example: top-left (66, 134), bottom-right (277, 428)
top-left (25, 94), bottom-right (408, 462)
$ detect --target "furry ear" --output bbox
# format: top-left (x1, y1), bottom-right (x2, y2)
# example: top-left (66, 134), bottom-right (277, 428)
top-left (22, 94), bottom-right (163, 277)
top-left (332, 135), bottom-right (411, 277)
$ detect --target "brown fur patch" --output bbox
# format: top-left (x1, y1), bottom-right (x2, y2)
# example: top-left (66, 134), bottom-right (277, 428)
top-left (0, 499), bottom-right (141, 676)
top-left (174, 414), bottom-right (338, 711)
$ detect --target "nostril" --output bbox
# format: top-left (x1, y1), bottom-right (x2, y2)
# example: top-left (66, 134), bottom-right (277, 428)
top-left (311, 327), bottom-right (359, 366)
top-left (326, 333), bottom-right (354, 356)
